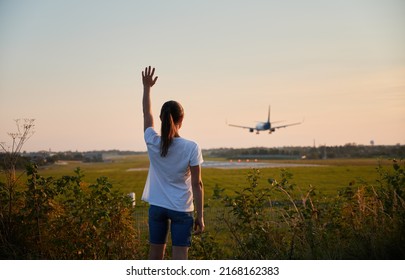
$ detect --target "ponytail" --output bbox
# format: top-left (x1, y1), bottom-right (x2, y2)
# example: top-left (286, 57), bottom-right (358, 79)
top-left (160, 101), bottom-right (184, 157)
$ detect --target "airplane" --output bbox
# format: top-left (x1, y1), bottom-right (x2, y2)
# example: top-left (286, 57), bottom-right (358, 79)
top-left (228, 106), bottom-right (302, 134)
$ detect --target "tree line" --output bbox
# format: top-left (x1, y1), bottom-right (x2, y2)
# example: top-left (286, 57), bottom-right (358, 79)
top-left (203, 144), bottom-right (405, 160)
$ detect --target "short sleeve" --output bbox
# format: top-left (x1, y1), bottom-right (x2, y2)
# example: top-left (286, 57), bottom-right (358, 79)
top-left (144, 127), bottom-right (159, 145)
top-left (190, 143), bottom-right (203, 166)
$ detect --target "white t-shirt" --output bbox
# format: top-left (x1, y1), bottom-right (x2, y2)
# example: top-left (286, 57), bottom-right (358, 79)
top-left (142, 127), bottom-right (203, 212)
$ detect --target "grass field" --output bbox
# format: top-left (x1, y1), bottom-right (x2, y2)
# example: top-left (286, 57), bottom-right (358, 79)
top-left (39, 156), bottom-right (393, 252)
top-left (22, 155), bottom-right (391, 206)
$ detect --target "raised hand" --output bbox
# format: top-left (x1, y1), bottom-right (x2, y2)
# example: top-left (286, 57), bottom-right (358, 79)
top-left (142, 66), bottom-right (158, 88)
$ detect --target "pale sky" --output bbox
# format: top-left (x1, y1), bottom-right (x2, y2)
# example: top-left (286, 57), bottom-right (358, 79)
top-left (1, 0), bottom-right (404, 152)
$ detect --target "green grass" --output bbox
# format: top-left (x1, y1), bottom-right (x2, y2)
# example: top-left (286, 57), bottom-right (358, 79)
top-left (5, 156), bottom-right (390, 206)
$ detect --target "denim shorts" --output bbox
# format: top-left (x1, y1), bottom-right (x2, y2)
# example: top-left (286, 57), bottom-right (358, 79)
top-left (148, 205), bottom-right (194, 247)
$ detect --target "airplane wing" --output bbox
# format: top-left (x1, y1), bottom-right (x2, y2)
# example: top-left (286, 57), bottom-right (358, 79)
top-left (228, 123), bottom-right (255, 130)
top-left (272, 121), bottom-right (302, 130)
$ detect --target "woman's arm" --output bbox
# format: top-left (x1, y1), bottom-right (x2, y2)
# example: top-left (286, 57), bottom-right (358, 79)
top-left (190, 165), bottom-right (205, 234)
top-left (142, 66), bottom-right (158, 131)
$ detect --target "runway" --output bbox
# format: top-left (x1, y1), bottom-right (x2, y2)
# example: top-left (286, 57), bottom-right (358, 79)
top-left (202, 160), bottom-right (320, 169)
top-left (126, 160), bottom-right (320, 172)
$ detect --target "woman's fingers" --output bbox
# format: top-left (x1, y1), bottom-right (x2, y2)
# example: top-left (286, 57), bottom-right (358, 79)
top-left (142, 66), bottom-right (157, 87)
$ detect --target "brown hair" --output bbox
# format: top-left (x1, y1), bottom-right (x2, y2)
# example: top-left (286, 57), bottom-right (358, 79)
top-left (160, 101), bottom-right (184, 157)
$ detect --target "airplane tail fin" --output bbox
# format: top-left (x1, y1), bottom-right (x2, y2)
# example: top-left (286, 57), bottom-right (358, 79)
top-left (267, 105), bottom-right (271, 123)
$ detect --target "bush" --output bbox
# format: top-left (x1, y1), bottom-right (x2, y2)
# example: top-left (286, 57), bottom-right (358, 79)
top-left (222, 160), bottom-right (405, 259)
top-left (334, 159), bottom-right (405, 259)
top-left (0, 164), bottom-right (141, 259)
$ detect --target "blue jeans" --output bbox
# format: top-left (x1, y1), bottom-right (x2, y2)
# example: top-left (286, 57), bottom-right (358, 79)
top-left (148, 205), bottom-right (194, 247)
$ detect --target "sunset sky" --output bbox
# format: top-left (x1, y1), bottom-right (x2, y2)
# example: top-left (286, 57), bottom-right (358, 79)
top-left (1, 0), bottom-right (404, 152)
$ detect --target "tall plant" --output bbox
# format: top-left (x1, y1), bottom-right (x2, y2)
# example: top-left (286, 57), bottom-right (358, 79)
top-left (0, 119), bottom-right (35, 256)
